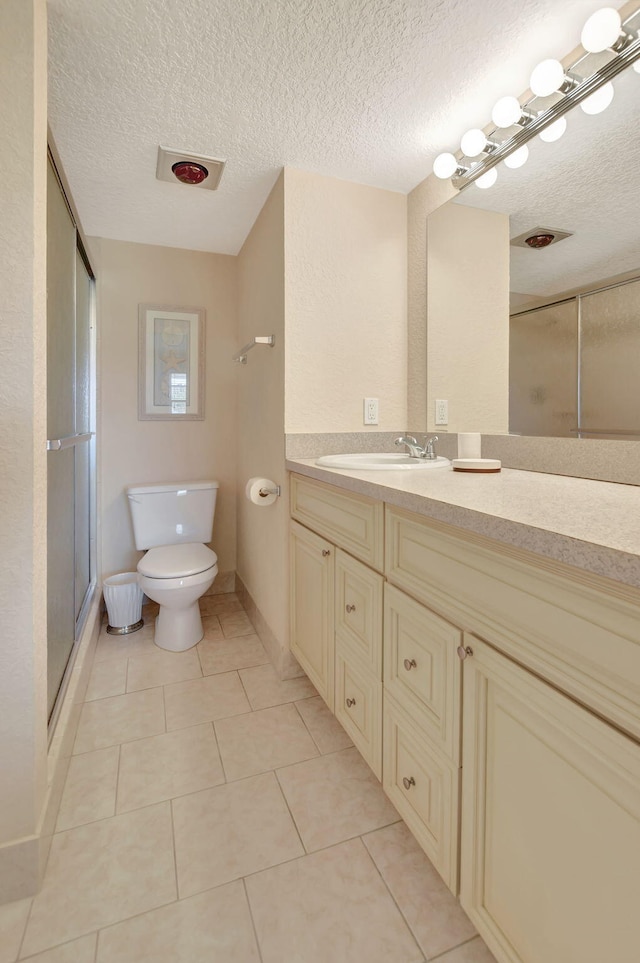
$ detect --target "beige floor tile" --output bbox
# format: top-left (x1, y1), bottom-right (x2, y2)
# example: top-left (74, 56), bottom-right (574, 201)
top-left (126, 647), bottom-right (201, 692)
top-left (117, 724), bottom-right (224, 812)
top-left (215, 703), bottom-right (318, 781)
top-left (93, 625), bottom-right (156, 664)
top-left (73, 688), bottom-right (165, 754)
top-left (96, 882), bottom-right (260, 963)
top-left (20, 933), bottom-right (97, 962)
top-left (219, 611), bottom-right (256, 639)
top-left (197, 634), bottom-right (269, 675)
top-left (199, 596), bottom-right (242, 618)
top-left (245, 838), bottom-right (422, 963)
top-left (434, 937), bottom-right (498, 962)
top-left (277, 746), bottom-right (399, 852)
top-left (56, 747), bottom-right (119, 831)
top-left (363, 821), bottom-right (476, 959)
top-left (85, 660), bottom-right (127, 702)
top-left (0, 896), bottom-right (31, 963)
top-left (172, 772), bottom-right (304, 897)
top-left (164, 672), bottom-right (250, 730)
top-left (295, 695), bottom-right (354, 753)
top-left (200, 616), bottom-right (224, 641)
top-left (21, 804), bottom-right (176, 957)
top-left (239, 663), bottom-right (316, 710)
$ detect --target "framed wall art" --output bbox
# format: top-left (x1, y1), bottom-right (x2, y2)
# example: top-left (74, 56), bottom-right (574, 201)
top-left (138, 304), bottom-right (205, 420)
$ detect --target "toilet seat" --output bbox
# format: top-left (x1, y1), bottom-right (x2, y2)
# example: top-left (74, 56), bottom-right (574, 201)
top-left (138, 542), bottom-right (217, 579)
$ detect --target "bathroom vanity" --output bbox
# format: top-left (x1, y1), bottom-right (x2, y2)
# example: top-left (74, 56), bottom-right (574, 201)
top-left (287, 460), bottom-right (640, 963)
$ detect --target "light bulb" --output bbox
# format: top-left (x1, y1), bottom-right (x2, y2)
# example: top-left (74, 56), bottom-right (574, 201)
top-left (460, 128), bottom-right (489, 157)
top-left (581, 7), bottom-right (621, 53)
top-left (504, 145), bottom-right (529, 169)
top-left (491, 95), bottom-right (522, 128)
top-left (433, 152), bottom-right (458, 179)
top-left (475, 168), bottom-right (498, 190)
top-left (530, 59), bottom-right (566, 97)
top-left (539, 116), bottom-right (567, 143)
top-left (580, 81), bottom-right (614, 115)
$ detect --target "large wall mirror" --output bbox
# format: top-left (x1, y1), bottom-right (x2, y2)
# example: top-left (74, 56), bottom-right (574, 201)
top-left (430, 57), bottom-right (640, 440)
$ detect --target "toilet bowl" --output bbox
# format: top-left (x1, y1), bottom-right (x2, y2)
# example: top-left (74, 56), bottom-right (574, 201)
top-left (126, 481), bottom-right (220, 652)
top-left (138, 542), bottom-right (218, 651)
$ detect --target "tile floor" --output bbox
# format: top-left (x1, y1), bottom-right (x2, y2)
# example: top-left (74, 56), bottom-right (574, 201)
top-left (1, 594), bottom-right (497, 963)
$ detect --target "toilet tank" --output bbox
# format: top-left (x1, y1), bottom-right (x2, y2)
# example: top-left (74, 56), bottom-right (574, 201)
top-left (126, 481), bottom-right (219, 550)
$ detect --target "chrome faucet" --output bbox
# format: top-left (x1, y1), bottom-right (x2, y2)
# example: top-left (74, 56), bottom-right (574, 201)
top-left (395, 435), bottom-right (439, 460)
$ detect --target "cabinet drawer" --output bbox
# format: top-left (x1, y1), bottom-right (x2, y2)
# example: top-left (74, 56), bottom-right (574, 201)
top-left (335, 644), bottom-right (382, 779)
top-left (386, 505), bottom-right (640, 739)
top-left (291, 474), bottom-right (384, 571)
top-left (383, 693), bottom-right (459, 892)
top-left (384, 583), bottom-right (461, 762)
top-left (335, 549), bottom-right (383, 676)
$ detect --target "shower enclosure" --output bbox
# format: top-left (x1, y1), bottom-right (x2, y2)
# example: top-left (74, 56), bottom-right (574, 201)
top-left (46, 153), bottom-right (96, 723)
top-left (509, 274), bottom-right (640, 439)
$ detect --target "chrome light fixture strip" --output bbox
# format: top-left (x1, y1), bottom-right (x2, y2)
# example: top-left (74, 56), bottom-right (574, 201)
top-left (453, 35), bottom-right (640, 191)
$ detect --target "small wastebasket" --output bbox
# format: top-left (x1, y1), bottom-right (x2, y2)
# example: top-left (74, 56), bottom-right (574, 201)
top-left (103, 573), bottom-right (144, 635)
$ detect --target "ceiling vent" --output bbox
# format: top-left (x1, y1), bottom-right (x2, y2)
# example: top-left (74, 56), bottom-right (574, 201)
top-left (511, 226), bottom-right (574, 249)
top-left (156, 146), bottom-right (225, 191)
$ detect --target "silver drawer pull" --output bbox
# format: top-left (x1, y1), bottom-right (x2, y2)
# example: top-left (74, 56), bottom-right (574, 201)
top-left (457, 645), bottom-right (474, 661)
top-left (346, 603), bottom-right (356, 613)
top-left (403, 658), bottom-right (417, 671)
top-left (402, 776), bottom-right (416, 790)
top-left (322, 549), bottom-right (331, 557)
top-left (346, 697), bottom-right (356, 708)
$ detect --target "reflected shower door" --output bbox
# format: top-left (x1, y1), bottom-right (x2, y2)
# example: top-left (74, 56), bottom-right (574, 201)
top-left (509, 300), bottom-right (578, 436)
top-left (580, 278), bottom-right (640, 438)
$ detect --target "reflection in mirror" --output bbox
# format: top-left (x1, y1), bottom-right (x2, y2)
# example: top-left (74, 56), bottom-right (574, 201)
top-left (441, 62), bottom-right (640, 439)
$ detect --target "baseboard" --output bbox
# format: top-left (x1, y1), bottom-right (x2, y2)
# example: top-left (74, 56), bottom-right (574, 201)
top-left (236, 575), bottom-right (303, 680)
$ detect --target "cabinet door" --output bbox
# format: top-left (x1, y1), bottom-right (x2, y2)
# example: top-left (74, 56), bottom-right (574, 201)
top-left (461, 635), bottom-right (640, 963)
top-left (290, 521), bottom-right (335, 710)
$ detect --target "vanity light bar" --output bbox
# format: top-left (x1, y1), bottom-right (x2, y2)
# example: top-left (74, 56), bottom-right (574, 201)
top-left (433, 6), bottom-right (640, 191)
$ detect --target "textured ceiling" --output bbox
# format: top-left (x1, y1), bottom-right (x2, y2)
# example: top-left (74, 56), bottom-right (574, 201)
top-left (48, 0), bottom-right (621, 254)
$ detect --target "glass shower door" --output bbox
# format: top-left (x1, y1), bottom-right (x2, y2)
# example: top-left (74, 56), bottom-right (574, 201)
top-left (46, 157), bottom-right (94, 720)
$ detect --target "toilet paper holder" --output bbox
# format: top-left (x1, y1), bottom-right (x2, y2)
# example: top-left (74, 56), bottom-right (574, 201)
top-left (259, 485), bottom-right (281, 498)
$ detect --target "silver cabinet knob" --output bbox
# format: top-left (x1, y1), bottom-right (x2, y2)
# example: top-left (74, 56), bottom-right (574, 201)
top-left (402, 776), bottom-right (415, 790)
top-left (346, 697), bottom-right (356, 708)
top-left (403, 658), bottom-right (417, 671)
top-left (456, 645), bottom-right (474, 661)
top-left (346, 603), bottom-right (356, 613)
top-left (322, 549), bottom-right (331, 557)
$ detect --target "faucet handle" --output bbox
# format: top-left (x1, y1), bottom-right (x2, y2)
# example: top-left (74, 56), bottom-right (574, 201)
top-left (424, 435), bottom-right (439, 459)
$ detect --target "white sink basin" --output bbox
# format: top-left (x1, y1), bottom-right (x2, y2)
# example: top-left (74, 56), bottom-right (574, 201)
top-left (315, 453), bottom-right (451, 471)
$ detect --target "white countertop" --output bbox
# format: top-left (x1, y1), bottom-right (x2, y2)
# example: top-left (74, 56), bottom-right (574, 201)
top-left (286, 458), bottom-right (640, 589)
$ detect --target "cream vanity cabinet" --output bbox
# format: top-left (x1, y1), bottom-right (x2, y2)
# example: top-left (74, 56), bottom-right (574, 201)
top-left (386, 504), bottom-right (640, 963)
top-left (290, 474), bottom-right (384, 774)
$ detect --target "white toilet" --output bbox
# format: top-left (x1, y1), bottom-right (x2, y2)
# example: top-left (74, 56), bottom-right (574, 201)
top-left (126, 480), bottom-right (219, 652)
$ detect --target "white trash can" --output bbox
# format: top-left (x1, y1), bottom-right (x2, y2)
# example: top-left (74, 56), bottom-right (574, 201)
top-left (103, 572), bottom-right (144, 635)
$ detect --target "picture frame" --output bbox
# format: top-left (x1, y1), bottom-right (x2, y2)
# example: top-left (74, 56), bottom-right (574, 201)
top-left (138, 304), bottom-right (205, 421)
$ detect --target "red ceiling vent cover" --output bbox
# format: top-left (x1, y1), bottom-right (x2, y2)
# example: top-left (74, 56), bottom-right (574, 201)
top-left (156, 147), bottom-right (225, 191)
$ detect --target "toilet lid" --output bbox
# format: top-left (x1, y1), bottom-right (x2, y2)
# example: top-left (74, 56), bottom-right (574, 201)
top-left (138, 543), bottom-right (218, 578)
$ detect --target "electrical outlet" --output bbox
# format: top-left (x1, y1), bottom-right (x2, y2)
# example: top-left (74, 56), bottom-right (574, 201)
top-left (364, 397), bottom-right (379, 425)
top-left (435, 399), bottom-right (448, 425)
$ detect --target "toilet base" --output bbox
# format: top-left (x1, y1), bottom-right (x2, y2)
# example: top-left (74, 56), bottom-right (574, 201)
top-left (154, 602), bottom-right (204, 652)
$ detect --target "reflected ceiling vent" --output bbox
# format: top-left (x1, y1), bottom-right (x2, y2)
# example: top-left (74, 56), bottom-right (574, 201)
top-left (511, 226), bottom-right (573, 249)
top-left (156, 146), bottom-right (225, 191)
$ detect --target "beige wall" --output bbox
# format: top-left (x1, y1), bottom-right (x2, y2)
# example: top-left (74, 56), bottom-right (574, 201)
top-left (284, 169), bottom-right (407, 433)
top-left (426, 202), bottom-right (509, 433)
top-left (0, 0), bottom-right (49, 899)
top-left (236, 175), bottom-right (291, 670)
top-left (93, 239), bottom-right (238, 579)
